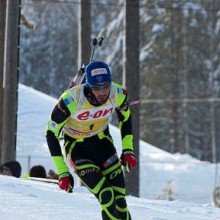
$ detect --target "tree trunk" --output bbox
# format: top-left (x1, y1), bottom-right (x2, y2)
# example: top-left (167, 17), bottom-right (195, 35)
top-left (78, 0), bottom-right (91, 68)
top-left (0, 0), bottom-right (6, 164)
top-left (1, 0), bottom-right (20, 163)
top-left (123, 0), bottom-right (140, 197)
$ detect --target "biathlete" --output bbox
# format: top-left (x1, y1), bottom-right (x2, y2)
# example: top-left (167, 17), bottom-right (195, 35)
top-left (46, 61), bottom-right (137, 220)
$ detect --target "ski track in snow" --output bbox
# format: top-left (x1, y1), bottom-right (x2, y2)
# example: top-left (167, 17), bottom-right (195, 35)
top-left (1, 176), bottom-right (220, 220)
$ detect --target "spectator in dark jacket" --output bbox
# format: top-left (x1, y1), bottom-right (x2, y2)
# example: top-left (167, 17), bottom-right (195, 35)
top-left (29, 165), bottom-right (47, 178)
top-left (0, 160), bottom-right (22, 178)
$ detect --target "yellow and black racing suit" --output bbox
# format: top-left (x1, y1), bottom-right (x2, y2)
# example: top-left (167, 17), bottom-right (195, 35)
top-left (46, 83), bottom-right (134, 220)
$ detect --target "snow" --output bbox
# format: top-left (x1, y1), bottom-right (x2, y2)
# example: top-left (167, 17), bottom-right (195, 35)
top-left (1, 175), bottom-right (220, 220)
top-left (1, 83), bottom-right (220, 219)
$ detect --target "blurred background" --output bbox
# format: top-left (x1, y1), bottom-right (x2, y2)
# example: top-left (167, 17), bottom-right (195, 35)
top-left (18, 0), bottom-right (220, 162)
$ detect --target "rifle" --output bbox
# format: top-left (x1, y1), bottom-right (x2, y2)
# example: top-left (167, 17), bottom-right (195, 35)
top-left (69, 37), bottom-right (140, 107)
top-left (70, 37), bottom-right (104, 88)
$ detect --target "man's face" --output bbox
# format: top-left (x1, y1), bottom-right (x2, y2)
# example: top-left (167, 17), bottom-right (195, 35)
top-left (90, 82), bottom-right (111, 104)
top-left (0, 166), bottom-right (12, 176)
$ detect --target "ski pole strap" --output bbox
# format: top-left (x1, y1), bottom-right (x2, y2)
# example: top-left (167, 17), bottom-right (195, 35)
top-left (126, 163), bottom-right (130, 172)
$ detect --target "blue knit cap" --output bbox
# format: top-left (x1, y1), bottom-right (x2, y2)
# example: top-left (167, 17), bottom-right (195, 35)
top-left (85, 61), bottom-right (112, 86)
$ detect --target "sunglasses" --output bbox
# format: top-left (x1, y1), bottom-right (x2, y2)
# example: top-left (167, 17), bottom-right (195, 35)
top-left (90, 83), bottom-right (111, 91)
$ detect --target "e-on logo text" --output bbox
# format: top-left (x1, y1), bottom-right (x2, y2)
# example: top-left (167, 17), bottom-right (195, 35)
top-left (77, 107), bottom-right (113, 120)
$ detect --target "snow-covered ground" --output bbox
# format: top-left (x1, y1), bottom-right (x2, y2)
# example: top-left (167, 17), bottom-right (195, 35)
top-left (1, 83), bottom-right (220, 219)
top-left (1, 175), bottom-right (220, 220)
